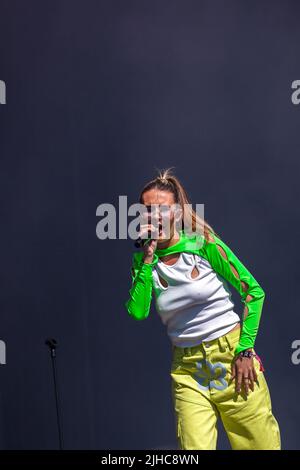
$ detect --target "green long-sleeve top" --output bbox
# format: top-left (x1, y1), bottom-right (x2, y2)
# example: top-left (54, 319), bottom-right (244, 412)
top-left (124, 229), bottom-right (265, 355)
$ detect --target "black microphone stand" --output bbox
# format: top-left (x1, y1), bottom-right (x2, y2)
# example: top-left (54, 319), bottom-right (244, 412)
top-left (45, 338), bottom-right (64, 450)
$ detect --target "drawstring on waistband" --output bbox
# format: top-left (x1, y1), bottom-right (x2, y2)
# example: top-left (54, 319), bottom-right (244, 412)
top-left (218, 337), bottom-right (227, 353)
top-left (225, 334), bottom-right (234, 351)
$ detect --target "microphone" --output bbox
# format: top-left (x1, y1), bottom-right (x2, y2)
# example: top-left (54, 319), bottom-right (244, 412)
top-left (134, 230), bottom-right (153, 248)
top-left (134, 219), bottom-right (162, 248)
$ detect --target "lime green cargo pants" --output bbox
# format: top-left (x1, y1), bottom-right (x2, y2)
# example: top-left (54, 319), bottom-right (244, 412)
top-left (170, 327), bottom-right (281, 450)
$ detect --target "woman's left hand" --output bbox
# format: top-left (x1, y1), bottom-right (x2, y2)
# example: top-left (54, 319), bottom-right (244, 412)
top-left (231, 353), bottom-right (258, 395)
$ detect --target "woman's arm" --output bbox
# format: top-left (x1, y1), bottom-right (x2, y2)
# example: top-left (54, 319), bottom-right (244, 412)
top-left (124, 252), bottom-right (158, 320)
top-left (204, 232), bottom-right (266, 356)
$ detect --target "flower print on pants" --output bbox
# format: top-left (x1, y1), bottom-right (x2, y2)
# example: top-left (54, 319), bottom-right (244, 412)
top-left (193, 359), bottom-right (228, 391)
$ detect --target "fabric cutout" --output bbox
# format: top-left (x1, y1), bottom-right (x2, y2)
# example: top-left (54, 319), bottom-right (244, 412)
top-left (190, 264), bottom-right (200, 279)
top-left (193, 359), bottom-right (228, 391)
top-left (189, 253), bottom-right (201, 279)
top-left (158, 273), bottom-right (168, 288)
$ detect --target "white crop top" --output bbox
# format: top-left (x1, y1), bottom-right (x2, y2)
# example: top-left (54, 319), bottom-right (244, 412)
top-left (152, 252), bottom-right (240, 347)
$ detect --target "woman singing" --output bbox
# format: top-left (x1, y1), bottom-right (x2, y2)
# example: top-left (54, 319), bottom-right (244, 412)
top-left (124, 168), bottom-right (281, 450)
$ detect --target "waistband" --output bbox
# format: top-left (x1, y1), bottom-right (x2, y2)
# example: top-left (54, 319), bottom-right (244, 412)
top-left (173, 324), bottom-right (241, 356)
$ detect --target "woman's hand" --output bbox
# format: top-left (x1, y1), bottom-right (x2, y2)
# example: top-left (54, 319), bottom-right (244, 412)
top-left (143, 238), bottom-right (158, 263)
top-left (231, 352), bottom-right (258, 395)
top-left (139, 221), bottom-right (158, 263)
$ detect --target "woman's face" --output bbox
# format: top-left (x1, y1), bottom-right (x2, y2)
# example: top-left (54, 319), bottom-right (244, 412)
top-left (141, 189), bottom-right (180, 244)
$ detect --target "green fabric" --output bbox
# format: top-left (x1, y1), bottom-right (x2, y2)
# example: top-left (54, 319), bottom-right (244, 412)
top-left (124, 229), bottom-right (265, 355)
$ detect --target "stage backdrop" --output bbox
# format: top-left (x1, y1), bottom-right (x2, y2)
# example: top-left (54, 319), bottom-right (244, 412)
top-left (0, 0), bottom-right (299, 449)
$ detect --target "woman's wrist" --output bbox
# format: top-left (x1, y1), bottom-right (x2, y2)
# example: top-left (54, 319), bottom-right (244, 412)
top-left (143, 255), bottom-right (154, 264)
top-left (141, 253), bottom-right (159, 266)
top-left (238, 349), bottom-right (255, 358)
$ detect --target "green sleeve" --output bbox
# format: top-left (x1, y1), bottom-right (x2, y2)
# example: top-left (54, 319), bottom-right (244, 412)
top-left (203, 232), bottom-right (266, 355)
top-left (124, 252), bottom-right (158, 321)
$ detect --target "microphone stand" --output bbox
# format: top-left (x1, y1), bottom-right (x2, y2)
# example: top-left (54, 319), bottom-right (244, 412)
top-left (45, 338), bottom-right (64, 450)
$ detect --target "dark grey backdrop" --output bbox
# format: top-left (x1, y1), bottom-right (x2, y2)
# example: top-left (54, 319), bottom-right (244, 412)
top-left (0, 0), bottom-right (299, 450)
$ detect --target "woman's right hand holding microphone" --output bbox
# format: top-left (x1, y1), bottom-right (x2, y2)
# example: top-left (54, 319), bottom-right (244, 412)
top-left (139, 211), bottom-right (159, 264)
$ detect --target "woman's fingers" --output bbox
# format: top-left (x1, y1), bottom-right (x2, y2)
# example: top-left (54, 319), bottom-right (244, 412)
top-left (243, 375), bottom-right (250, 395)
top-left (248, 369), bottom-right (255, 392)
top-left (231, 361), bottom-right (236, 380)
top-left (231, 357), bottom-right (260, 395)
top-left (253, 361), bottom-right (258, 382)
top-left (236, 361), bottom-right (258, 395)
top-left (236, 369), bottom-right (243, 393)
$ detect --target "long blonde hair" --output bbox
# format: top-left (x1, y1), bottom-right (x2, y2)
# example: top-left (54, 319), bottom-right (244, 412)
top-left (138, 167), bottom-right (221, 241)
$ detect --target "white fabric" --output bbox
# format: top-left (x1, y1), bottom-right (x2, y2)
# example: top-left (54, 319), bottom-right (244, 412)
top-left (152, 252), bottom-right (240, 347)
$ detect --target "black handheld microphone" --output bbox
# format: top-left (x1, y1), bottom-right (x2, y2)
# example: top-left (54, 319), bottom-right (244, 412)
top-left (134, 230), bottom-right (153, 248)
